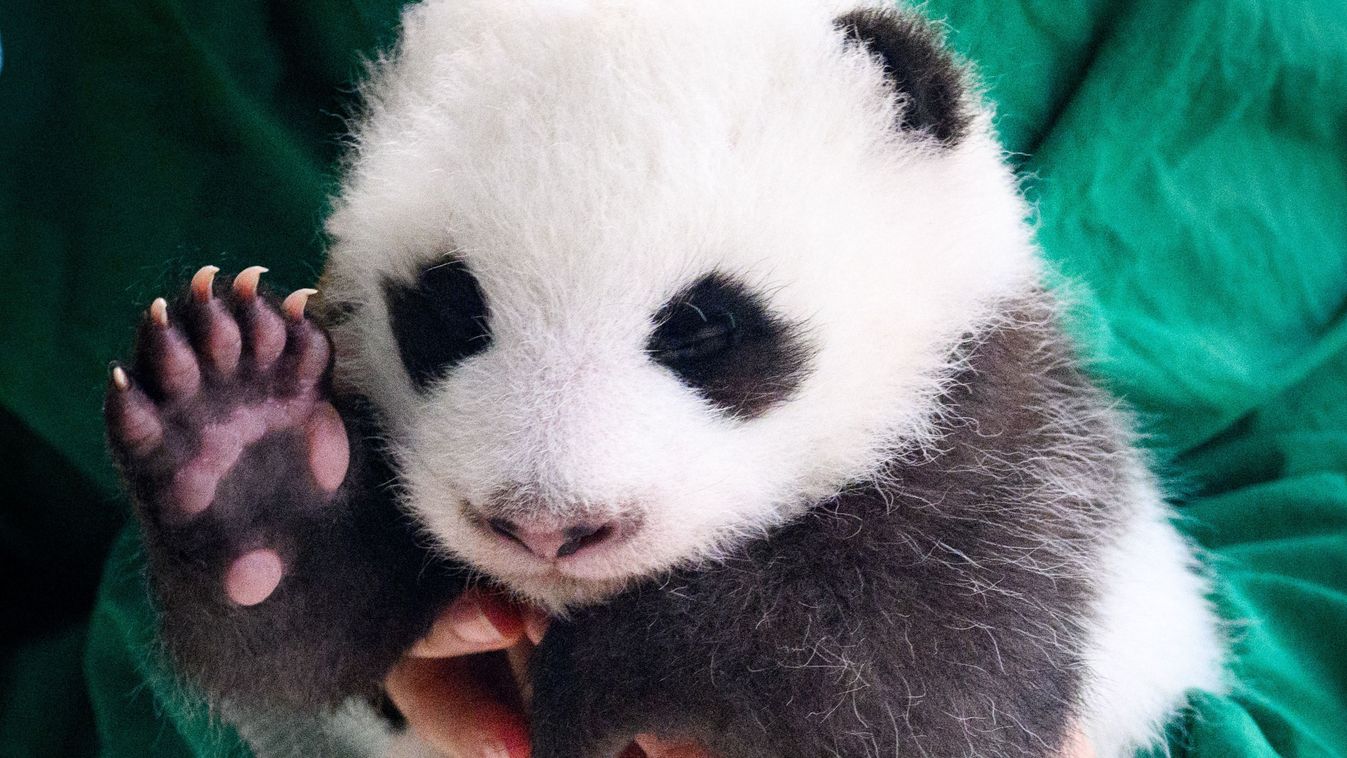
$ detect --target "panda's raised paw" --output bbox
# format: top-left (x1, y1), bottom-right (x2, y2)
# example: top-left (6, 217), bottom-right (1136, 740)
top-left (105, 265), bottom-right (348, 607)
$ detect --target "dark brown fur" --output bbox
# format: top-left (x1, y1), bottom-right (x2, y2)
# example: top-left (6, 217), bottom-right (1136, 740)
top-left (529, 298), bottom-right (1128, 757)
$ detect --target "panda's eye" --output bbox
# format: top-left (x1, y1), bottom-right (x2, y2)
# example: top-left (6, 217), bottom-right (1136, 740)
top-left (647, 273), bottom-right (812, 418)
top-left (649, 309), bottom-right (739, 364)
top-left (384, 259), bottom-right (491, 390)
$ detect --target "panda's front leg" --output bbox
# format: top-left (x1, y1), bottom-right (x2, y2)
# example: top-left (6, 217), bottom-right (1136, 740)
top-left (528, 617), bottom-right (670, 758)
top-left (527, 598), bottom-right (763, 758)
top-left (105, 265), bottom-right (460, 709)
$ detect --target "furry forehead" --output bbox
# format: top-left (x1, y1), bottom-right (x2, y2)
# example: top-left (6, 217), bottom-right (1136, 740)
top-left (323, 0), bottom-right (1025, 296)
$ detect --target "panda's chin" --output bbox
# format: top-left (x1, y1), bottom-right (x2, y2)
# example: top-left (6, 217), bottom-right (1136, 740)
top-left (495, 566), bottom-right (634, 612)
top-left (471, 536), bottom-right (657, 610)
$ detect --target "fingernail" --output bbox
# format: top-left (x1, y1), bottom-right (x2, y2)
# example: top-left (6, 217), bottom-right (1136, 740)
top-left (149, 297), bottom-right (169, 327)
top-left (524, 609), bottom-right (549, 645)
top-left (110, 364), bottom-right (131, 391)
top-left (447, 597), bottom-right (505, 646)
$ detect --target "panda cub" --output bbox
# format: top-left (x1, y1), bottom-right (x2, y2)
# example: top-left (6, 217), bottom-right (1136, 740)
top-left (105, 1), bottom-right (1226, 756)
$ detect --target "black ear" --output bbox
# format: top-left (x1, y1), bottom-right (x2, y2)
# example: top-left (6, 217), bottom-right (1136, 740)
top-left (835, 8), bottom-right (970, 146)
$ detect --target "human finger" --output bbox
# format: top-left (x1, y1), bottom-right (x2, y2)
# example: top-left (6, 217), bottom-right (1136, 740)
top-left (523, 606), bottom-right (550, 645)
top-left (386, 654), bottom-right (530, 758)
top-left (409, 589), bottom-right (526, 658)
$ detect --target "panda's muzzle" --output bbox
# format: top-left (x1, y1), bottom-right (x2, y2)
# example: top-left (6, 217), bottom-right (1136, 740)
top-left (465, 485), bottom-right (646, 565)
top-left (485, 517), bottom-right (618, 561)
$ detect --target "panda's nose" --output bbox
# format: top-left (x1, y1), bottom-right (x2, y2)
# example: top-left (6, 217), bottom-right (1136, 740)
top-left (486, 517), bottom-right (618, 560)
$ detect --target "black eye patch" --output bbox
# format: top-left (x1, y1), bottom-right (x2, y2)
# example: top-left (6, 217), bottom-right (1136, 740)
top-left (383, 259), bottom-right (490, 390)
top-left (647, 273), bottom-right (813, 419)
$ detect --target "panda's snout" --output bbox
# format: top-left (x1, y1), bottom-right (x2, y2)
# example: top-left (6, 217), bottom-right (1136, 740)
top-left (485, 517), bottom-right (620, 561)
top-left (467, 486), bottom-right (643, 562)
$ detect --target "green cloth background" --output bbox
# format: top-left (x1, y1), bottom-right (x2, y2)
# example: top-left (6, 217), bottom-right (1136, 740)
top-left (1, 0), bottom-right (1344, 755)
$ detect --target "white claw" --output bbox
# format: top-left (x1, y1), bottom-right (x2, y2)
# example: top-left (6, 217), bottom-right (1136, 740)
top-left (233, 266), bottom-right (269, 299)
top-left (191, 265), bottom-right (220, 302)
top-left (282, 289), bottom-right (319, 321)
top-left (110, 365), bottom-right (130, 392)
top-left (149, 298), bottom-right (169, 327)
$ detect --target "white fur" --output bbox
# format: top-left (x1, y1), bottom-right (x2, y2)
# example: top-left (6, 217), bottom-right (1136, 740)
top-left (1079, 475), bottom-right (1226, 756)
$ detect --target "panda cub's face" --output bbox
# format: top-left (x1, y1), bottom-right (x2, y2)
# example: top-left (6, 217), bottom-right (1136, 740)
top-left (320, 0), bottom-right (1036, 608)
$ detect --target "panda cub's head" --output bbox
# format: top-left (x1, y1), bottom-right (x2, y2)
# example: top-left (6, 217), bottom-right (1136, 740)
top-left (320, 0), bottom-right (1038, 609)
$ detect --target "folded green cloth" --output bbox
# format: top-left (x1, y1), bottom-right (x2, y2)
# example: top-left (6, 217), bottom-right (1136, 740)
top-left (1, 0), bottom-right (1343, 755)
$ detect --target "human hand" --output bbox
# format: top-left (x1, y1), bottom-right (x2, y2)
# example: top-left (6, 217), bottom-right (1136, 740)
top-left (386, 589), bottom-right (538, 757)
top-left (385, 589), bottom-right (713, 758)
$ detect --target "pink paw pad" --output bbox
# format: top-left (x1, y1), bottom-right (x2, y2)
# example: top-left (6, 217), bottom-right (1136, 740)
top-left (225, 548), bottom-right (286, 606)
top-left (306, 403), bottom-right (350, 493)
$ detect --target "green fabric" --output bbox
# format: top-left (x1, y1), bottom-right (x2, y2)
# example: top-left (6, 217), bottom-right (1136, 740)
top-left (1, 0), bottom-right (1343, 755)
